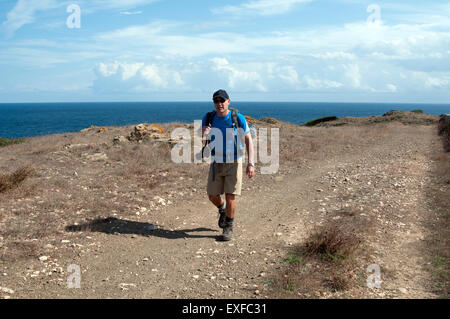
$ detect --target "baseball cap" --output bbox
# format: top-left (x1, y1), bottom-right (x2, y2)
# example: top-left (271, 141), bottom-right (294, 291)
top-left (212, 89), bottom-right (229, 101)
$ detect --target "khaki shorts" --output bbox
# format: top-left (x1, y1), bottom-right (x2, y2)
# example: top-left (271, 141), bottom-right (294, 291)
top-left (207, 161), bottom-right (243, 196)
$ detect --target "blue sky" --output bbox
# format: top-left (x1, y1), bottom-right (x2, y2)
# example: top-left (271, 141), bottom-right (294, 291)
top-left (0, 0), bottom-right (449, 103)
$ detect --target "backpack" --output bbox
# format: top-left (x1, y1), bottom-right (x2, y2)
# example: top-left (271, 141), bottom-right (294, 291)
top-left (205, 108), bottom-right (241, 130)
top-left (202, 108), bottom-right (243, 159)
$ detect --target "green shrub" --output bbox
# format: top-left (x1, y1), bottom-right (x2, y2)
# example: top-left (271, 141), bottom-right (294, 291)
top-left (303, 116), bottom-right (338, 127)
top-left (0, 137), bottom-right (26, 147)
top-left (411, 109), bottom-right (424, 114)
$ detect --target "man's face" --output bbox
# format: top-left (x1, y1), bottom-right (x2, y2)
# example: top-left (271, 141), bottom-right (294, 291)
top-left (213, 97), bottom-right (230, 116)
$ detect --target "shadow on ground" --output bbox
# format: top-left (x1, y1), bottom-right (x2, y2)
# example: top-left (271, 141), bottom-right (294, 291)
top-left (65, 217), bottom-right (220, 240)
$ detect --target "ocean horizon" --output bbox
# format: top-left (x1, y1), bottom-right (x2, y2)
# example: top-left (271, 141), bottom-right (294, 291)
top-left (1, 101), bottom-right (449, 139)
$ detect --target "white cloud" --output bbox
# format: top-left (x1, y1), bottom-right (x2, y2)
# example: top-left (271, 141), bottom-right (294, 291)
top-left (78, 0), bottom-right (158, 13)
top-left (107, 62), bottom-right (145, 80)
top-left (1, 0), bottom-right (61, 37)
top-left (212, 0), bottom-right (313, 17)
top-left (303, 76), bottom-right (343, 90)
top-left (343, 64), bottom-right (361, 88)
top-left (3, 1), bottom-right (450, 101)
top-left (1, 0), bottom-right (157, 36)
top-left (95, 21), bottom-right (181, 41)
top-left (426, 77), bottom-right (449, 88)
top-left (278, 66), bottom-right (300, 86)
top-left (91, 57), bottom-right (363, 96)
top-left (140, 64), bottom-right (167, 88)
top-left (89, 17), bottom-right (450, 64)
top-left (93, 61), bottom-right (187, 93)
top-left (97, 61), bottom-right (120, 77)
top-left (88, 0), bottom-right (156, 10)
top-left (309, 52), bottom-right (356, 60)
top-left (210, 58), bottom-right (267, 92)
top-left (120, 11), bottom-right (143, 15)
top-left (386, 84), bottom-right (397, 92)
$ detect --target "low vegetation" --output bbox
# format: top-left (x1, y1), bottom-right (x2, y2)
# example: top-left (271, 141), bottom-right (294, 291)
top-left (0, 137), bottom-right (26, 147)
top-left (304, 222), bottom-right (362, 262)
top-left (0, 111), bottom-right (447, 298)
top-left (0, 166), bottom-right (35, 193)
top-left (303, 116), bottom-right (338, 127)
top-left (438, 115), bottom-right (450, 152)
top-left (270, 209), bottom-right (374, 298)
top-left (424, 151), bottom-right (450, 298)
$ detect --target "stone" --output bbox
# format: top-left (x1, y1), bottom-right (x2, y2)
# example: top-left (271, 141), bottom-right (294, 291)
top-left (80, 126), bottom-right (106, 133)
top-left (64, 143), bottom-right (89, 149)
top-left (119, 283), bottom-right (136, 290)
top-left (398, 288), bottom-right (408, 294)
top-left (0, 287), bottom-right (14, 294)
top-left (86, 153), bottom-right (108, 162)
top-left (128, 123), bottom-right (167, 142)
top-left (113, 136), bottom-right (128, 144)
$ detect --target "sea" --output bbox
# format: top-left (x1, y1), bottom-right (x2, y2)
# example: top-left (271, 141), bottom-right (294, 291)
top-left (0, 102), bottom-right (449, 139)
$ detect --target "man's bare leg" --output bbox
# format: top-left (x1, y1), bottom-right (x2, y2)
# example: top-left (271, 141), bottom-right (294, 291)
top-left (225, 193), bottom-right (236, 219)
top-left (208, 194), bottom-right (224, 208)
top-left (219, 193), bottom-right (235, 241)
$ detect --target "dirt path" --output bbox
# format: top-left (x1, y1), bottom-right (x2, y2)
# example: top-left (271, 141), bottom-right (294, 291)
top-left (1, 123), bottom-right (444, 299)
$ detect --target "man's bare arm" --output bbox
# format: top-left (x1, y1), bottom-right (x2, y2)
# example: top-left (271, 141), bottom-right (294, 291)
top-left (245, 133), bottom-right (255, 178)
top-left (245, 133), bottom-right (254, 164)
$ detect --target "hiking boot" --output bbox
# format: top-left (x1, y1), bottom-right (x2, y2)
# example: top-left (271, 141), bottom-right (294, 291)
top-left (218, 207), bottom-right (226, 229)
top-left (221, 220), bottom-right (233, 241)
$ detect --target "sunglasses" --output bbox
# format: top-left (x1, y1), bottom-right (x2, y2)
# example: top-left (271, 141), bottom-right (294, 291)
top-left (213, 98), bottom-right (226, 104)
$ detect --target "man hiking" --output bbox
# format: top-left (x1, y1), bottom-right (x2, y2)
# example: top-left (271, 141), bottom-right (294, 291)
top-left (201, 89), bottom-right (255, 241)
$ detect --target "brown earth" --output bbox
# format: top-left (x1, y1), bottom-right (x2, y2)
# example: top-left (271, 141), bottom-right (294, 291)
top-left (0, 110), bottom-right (448, 299)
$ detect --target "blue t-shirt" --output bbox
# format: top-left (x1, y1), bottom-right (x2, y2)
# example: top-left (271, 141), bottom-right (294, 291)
top-left (202, 110), bottom-right (250, 163)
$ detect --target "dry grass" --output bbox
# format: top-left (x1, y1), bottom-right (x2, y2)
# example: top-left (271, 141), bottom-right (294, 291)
top-left (269, 208), bottom-right (374, 298)
top-left (443, 133), bottom-right (450, 152)
top-left (424, 151), bottom-right (450, 298)
top-left (0, 122), bottom-right (211, 262)
top-left (0, 116), bottom-right (441, 277)
top-left (0, 241), bottom-right (42, 262)
top-left (438, 117), bottom-right (450, 152)
top-left (0, 166), bottom-right (35, 193)
top-left (315, 110), bottom-right (439, 127)
top-left (303, 221), bottom-right (363, 262)
top-left (278, 122), bottom-right (394, 165)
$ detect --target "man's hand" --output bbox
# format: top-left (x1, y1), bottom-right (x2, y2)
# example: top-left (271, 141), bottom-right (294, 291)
top-left (244, 133), bottom-right (255, 179)
top-left (202, 124), bottom-right (211, 137)
top-left (246, 164), bottom-right (255, 178)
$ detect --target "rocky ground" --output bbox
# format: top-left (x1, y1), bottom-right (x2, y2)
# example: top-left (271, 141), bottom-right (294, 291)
top-left (0, 111), bottom-right (448, 299)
